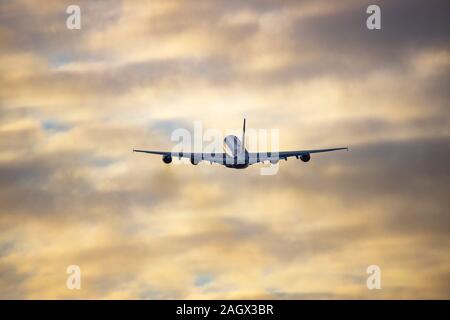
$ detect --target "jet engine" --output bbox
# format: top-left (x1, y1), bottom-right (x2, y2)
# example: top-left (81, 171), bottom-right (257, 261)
top-left (162, 154), bottom-right (172, 164)
top-left (300, 153), bottom-right (311, 162)
top-left (190, 155), bottom-right (200, 165)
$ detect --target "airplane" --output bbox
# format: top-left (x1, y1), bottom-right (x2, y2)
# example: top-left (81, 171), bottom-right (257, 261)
top-left (133, 119), bottom-right (348, 169)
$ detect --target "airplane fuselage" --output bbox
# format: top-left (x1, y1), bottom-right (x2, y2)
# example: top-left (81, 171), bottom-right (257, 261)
top-left (224, 157), bottom-right (250, 169)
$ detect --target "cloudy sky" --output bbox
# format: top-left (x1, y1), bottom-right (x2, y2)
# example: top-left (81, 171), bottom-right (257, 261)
top-left (0, 0), bottom-right (449, 299)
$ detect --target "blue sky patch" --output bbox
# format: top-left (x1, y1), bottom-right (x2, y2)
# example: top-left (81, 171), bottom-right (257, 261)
top-left (41, 119), bottom-right (71, 133)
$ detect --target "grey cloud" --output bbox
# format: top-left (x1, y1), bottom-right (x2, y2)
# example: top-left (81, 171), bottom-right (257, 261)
top-left (0, 0), bottom-right (121, 60)
top-left (290, 0), bottom-right (450, 72)
top-left (237, 0), bottom-right (450, 85)
top-left (284, 137), bottom-right (450, 236)
top-left (0, 262), bottom-right (29, 299)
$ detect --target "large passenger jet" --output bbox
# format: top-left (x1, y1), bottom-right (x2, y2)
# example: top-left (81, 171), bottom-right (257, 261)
top-left (133, 119), bottom-right (348, 169)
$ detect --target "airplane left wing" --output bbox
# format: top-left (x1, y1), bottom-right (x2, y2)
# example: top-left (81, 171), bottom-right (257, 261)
top-left (133, 149), bottom-right (229, 164)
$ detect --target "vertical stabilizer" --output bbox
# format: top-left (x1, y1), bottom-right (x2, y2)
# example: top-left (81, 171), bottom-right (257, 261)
top-left (242, 118), bottom-right (246, 152)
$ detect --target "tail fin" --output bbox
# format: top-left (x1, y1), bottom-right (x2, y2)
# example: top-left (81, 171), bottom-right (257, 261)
top-left (242, 118), bottom-right (246, 152)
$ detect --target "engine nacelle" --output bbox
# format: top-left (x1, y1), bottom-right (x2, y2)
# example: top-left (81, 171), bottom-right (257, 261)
top-left (300, 153), bottom-right (311, 162)
top-left (190, 155), bottom-right (200, 165)
top-left (162, 154), bottom-right (172, 164)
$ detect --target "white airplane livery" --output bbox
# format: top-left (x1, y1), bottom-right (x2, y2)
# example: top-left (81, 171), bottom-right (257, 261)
top-left (133, 119), bottom-right (348, 169)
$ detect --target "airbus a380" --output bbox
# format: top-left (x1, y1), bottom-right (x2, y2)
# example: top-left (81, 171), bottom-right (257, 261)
top-left (133, 119), bottom-right (348, 169)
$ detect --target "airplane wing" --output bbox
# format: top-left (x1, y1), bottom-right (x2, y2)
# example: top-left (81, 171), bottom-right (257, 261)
top-left (248, 147), bottom-right (348, 163)
top-left (133, 149), bottom-right (229, 164)
top-left (134, 147), bottom-right (348, 165)
top-left (279, 147), bottom-right (348, 158)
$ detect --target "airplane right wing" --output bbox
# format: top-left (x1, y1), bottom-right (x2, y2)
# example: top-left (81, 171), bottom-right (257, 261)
top-left (247, 147), bottom-right (348, 163)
